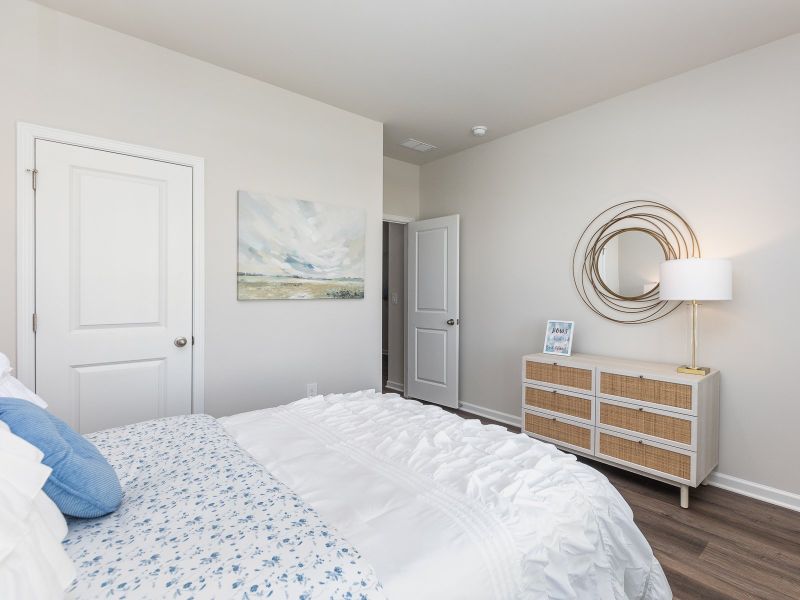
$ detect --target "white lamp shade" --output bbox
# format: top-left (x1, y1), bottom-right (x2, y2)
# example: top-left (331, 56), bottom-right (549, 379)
top-left (659, 258), bottom-right (732, 301)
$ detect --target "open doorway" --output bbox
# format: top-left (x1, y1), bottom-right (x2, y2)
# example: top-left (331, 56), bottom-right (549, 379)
top-left (382, 219), bottom-right (407, 394)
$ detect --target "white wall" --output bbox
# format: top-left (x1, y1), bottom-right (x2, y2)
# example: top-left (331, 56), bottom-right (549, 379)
top-left (420, 35), bottom-right (800, 496)
top-left (383, 157), bottom-right (420, 218)
top-left (0, 1), bottom-right (383, 416)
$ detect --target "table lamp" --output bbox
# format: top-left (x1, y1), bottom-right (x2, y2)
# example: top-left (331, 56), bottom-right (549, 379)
top-left (659, 258), bottom-right (732, 375)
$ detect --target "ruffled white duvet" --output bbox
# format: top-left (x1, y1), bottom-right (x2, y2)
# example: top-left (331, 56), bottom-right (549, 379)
top-left (220, 390), bottom-right (671, 599)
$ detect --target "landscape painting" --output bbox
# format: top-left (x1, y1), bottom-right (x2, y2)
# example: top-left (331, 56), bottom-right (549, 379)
top-left (237, 191), bottom-right (365, 300)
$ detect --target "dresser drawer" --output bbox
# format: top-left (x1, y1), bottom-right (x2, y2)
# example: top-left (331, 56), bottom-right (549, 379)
top-left (598, 399), bottom-right (696, 450)
top-left (524, 411), bottom-right (593, 453)
top-left (598, 370), bottom-right (695, 414)
top-left (524, 385), bottom-right (593, 424)
top-left (596, 429), bottom-right (695, 484)
top-left (525, 359), bottom-right (594, 394)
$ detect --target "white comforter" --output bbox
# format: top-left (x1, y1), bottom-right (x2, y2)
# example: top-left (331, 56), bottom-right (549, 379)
top-left (220, 390), bottom-right (671, 599)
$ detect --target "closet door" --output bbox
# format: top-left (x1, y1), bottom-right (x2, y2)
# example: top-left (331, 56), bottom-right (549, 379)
top-left (35, 140), bottom-right (193, 433)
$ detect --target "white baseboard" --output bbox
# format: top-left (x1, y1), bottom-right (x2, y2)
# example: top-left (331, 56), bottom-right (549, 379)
top-left (385, 380), bottom-right (404, 393)
top-left (705, 472), bottom-right (800, 512)
top-left (458, 402), bottom-right (522, 428)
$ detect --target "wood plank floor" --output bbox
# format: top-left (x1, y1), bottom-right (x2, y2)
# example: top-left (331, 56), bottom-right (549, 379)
top-left (381, 361), bottom-right (800, 600)
top-left (447, 405), bottom-right (800, 600)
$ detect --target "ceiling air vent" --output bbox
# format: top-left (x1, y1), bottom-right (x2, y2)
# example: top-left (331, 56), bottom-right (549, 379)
top-left (399, 138), bottom-right (438, 152)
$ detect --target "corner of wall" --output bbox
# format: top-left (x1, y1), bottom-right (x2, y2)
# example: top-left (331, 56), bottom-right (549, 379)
top-left (383, 156), bottom-right (420, 220)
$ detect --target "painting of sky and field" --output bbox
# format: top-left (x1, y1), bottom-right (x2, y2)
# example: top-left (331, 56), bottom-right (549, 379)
top-left (237, 191), bottom-right (365, 300)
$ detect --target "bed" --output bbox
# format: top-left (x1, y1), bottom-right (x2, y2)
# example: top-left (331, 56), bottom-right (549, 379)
top-left (64, 390), bottom-right (671, 599)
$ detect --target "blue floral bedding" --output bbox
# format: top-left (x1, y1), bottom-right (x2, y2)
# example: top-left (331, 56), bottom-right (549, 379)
top-left (63, 414), bottom-right (386, 599)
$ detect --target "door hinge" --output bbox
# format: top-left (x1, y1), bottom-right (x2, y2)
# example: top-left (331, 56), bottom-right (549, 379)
top-left (26, 168), bottom-right (38, 191)
top-left (32, 313), bottom-right (37, 333)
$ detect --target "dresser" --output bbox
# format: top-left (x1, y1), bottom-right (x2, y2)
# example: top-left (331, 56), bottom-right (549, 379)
top-left (521, 352), bottom-right (720, 508)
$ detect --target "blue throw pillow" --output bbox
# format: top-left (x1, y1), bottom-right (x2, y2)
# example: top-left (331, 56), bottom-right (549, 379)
top-left (0, 397), bottom-right (122, 518)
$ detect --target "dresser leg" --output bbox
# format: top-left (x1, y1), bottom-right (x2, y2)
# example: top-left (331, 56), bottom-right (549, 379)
top-left (680, 485), bottom-right (689, 509)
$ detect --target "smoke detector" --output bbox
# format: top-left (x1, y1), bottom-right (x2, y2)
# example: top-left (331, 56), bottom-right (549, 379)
top-left (471, 125), bottom-right (488, 137)
top-left (399, 138), bottom-right (438, 152)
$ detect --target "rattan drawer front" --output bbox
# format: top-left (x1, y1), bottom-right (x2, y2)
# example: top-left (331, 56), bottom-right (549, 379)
top-left (599, 401), bottom-right (693, 446)
top-left (598, 431), bottom-right (692, 481)
top-left (525, 386), bottom-right (592, 422)
top-left (526, 361), bottom-right (593, 392)
top-left (524, 412), bottom-right (592, 451)
top-left (599, 372), bottom-right (693, 411)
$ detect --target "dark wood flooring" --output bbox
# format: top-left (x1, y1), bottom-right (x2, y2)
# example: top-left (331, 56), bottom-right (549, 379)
top-left (382, 364), bottom-right (800, 599)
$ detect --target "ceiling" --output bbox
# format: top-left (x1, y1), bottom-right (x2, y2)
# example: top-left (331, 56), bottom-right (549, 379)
top-left (35, 0), bottom-right (800, 164)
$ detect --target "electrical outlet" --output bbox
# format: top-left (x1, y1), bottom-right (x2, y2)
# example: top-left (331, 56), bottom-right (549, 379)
top-left (391, 292), bottom-right (399, 305)
top-left (306, 382), bottom-right (318, 397)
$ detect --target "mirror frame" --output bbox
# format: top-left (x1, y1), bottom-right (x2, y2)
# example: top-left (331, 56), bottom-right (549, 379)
top-left (572, 201), bottom-right (700, 324)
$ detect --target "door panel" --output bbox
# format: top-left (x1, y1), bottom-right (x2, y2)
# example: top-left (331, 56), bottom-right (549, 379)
top-left (72, 359), bottom-right (166, 434)
top-left (75, 171), bottom-right (165, 327)
top-left (415, 328), bottom-right (447, 385)
top-left (406, 215), bottom-right (459, 408)
top-left (415, 227), bottom-right (448, 311)
top-left (35, 140), bottom-right (193, 433)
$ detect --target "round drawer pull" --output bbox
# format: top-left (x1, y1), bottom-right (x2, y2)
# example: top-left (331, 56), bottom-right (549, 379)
top-left (639, 375), bottom-right (644, 379)
top-left (638, 407), bottom-right (644, 412)
top-left (638, 440), bottom-right (644, 444)
top-left (552, 362), bottom-right (558, 366)
top-left (551, 417), bottom-right (557, 421)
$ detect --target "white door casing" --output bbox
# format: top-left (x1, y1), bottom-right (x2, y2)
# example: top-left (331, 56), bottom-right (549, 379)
top-left (405, 215), bottom-right (459, 408)
top-left (34, 140), bottom-right (193, 433)
top-left (16, 123), bottom-right (205, 423)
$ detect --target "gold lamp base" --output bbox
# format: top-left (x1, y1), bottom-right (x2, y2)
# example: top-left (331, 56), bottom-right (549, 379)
top-left (677, 300), bottom-right (712, 376)
top-left (677, 365), bottom-right (711, 376)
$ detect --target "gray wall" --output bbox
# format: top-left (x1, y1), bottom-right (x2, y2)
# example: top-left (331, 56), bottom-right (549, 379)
top-left (382, 223), bottom-right (390, 354)
top-left (382, 158), bottom-right (417, 390)
top-left (386, 223), bottom-right (405, 389)
top-left (0, 1), bottom-right (383, 416)
top-left (383, 157), bottom-right (420, 218)
top-left (420, 35), bottom-right (800, 495)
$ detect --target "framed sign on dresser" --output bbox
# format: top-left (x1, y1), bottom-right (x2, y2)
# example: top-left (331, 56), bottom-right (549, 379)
top-left (521, 352), bottom-right (720, 508)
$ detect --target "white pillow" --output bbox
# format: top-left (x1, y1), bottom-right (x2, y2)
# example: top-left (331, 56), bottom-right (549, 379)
top-left (0, 424), bottom-right (67, 540)
top-left (0, 353), bottom-right (48, 409)
top-left (0, 425), bottom-right (76, 598)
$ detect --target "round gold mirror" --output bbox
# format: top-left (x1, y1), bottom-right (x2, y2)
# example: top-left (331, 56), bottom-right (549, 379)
top-left (596, 229), bottom-right (667, 300)
top-left (572, 201), bottom-right (699, 324)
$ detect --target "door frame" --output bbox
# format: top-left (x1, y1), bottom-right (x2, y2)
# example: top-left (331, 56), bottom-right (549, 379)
top-left (382, 213), bottom-right (414, 225)
top-left (15, 122), bottom-right (206, 413)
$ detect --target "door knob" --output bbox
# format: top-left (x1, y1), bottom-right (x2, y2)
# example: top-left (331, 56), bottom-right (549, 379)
top-left (446, 319), bottom-right (455, 326)
top-left (174, 337), bottom-right (188, 348)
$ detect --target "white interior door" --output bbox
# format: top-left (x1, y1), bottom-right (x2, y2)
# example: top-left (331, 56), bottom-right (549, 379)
top-left (406, 215), bottom-right (459, 408)
top-left (35, 140), bottom-right (193, 433)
